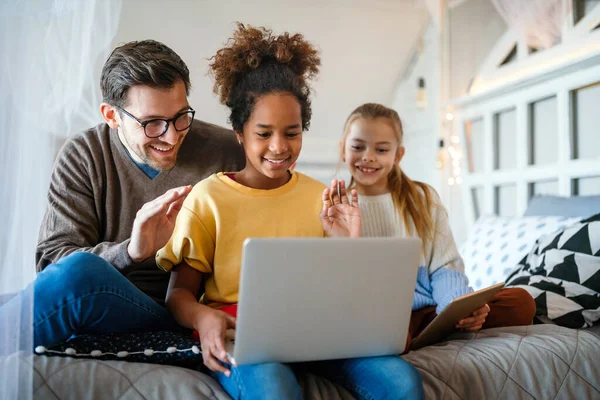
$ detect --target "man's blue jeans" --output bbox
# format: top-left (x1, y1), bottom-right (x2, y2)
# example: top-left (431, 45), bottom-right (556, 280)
top-left (211, 356), bottom-right (424, 400)
top-left (1, 252), bottom-right (179, 347)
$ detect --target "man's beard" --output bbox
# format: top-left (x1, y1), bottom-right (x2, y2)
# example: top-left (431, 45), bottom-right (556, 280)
top-left (141, 143), bottom-right (178, 171)
top-left (120, 127), bottom-right (181, 172)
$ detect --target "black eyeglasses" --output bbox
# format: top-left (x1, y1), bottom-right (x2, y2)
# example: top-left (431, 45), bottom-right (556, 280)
top-left (115, 105), bottom-right (196, 138)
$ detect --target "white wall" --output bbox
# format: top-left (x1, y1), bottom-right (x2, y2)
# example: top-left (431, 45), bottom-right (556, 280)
top-left (391, 24), bottom-right (441, 194)
top-left (447, 1), bottom-right (506, 244)
top-left (390, 1), bottom-right (508, 245)
top-left (448, 0), bottom-right (506, 99)
top-left (391, 21), bottom-right (478, 245)
top-left (390, 22), bottom-right (474, 245)
top-left (110, 0), bottom-right (429, 182)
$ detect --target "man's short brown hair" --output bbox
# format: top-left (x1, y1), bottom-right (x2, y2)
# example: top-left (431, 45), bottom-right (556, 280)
top-left (101, 40), bottom-right (191, 107)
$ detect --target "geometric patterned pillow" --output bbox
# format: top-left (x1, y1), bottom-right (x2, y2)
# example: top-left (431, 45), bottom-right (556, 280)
top-left (460, 215), bottom-right (583, 290)
top-left (506, 212), bottom-right (600, 328)
top-left (35, 330), bottom-right (204, 369)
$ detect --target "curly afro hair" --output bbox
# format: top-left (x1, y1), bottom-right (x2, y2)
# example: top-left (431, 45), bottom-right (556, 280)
top-left (209, 22), bottom-right (321, 133)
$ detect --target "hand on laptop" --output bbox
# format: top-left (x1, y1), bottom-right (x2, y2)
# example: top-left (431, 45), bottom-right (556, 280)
top-left (320, 179), bottom-right (361, 238)
top-left (456, 303), bottom-right (490, 332)
top-left (196, 308), bottom-right (237, 376)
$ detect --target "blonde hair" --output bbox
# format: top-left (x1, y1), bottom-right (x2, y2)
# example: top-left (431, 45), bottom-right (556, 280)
top-left (341, 103), bottom-right (435, 248)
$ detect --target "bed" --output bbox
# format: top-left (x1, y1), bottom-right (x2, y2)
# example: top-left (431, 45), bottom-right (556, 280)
top-left (3, 323), bottom-right (595, 399)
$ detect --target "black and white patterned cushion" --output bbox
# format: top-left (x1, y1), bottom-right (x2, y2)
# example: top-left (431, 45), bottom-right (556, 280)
top-left (35, 331), bottom-right (204, 369)
top-left (506, 212), bottom-right (600, 328)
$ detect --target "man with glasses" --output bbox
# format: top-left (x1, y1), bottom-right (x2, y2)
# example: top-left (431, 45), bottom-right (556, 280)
top-left (28, 40), bottom-right (245, 347)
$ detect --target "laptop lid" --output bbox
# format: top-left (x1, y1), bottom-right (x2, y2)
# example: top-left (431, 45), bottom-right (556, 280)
top-left (230, 237), bottom-right (421, 365)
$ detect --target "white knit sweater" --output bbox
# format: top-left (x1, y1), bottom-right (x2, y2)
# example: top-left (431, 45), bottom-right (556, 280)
top-left (357, 190), bottom-right (473, 312)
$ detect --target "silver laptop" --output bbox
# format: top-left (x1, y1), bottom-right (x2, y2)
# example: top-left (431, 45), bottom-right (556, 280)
top-left (225, 237), bottom-right (421, 365)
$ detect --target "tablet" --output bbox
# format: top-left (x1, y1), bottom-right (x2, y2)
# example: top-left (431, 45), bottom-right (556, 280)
top-left (410, 282), bottom-right (505, 350)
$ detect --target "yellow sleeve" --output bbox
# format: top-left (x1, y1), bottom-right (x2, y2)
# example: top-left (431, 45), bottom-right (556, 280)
top-left (155, 205), bottom-right (215, 274)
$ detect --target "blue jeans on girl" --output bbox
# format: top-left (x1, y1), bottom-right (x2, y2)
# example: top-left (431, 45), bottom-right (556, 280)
top-left (211, 356), bottom-right (424, 400)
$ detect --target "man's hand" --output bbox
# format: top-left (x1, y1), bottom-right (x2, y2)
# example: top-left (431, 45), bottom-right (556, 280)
top-left (127, 185), bottom-right (192, 262)
top-left (320, 179), bottom-right (361, 238)
top-left (196, 308), bottom-right (237, 376)
top-left (456, 304), bottom-right (490, 332)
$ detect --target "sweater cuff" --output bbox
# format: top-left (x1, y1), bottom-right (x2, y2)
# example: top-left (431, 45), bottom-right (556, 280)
top-left (113, 239), bottom-right (138, 269)
top-left (431, 267), bottom-right (473, 314)
top-left (412, 292), bottom-right (437, 311)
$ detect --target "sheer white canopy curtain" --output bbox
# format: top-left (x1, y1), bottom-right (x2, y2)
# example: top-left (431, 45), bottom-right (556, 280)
top-left (0, 0), bottom-right (121, 398)
top-left (491, 0), bottom-right (569, 49)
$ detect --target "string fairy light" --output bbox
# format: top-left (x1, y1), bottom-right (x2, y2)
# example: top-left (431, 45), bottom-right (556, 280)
top-left (444, 111), bottom-right (463, 186)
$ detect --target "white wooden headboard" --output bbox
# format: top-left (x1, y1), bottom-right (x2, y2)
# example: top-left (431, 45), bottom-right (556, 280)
top-left (451, 3), bottom-right (600, 228)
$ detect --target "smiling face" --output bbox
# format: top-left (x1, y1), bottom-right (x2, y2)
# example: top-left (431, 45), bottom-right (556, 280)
top-left (112, 80), bottom-right (191, 171)
top-left (342, 117), bottom-right (405, 196)
top-left (236, 92), bottom-right (303, 190)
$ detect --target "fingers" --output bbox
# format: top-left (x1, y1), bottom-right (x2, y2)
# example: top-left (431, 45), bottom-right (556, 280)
top-left (201, 334), bottom-right (231, 377)
top-left (210, 330), bottom-right (231, 366)
top-left (327, 206), bottom-right (344, 225)
top-left (136, 185), bottom-right (192, 223)
top-left (330, 179), bottom-right (341, 205)
top-left (169, 185), bottom-right (193, 200)
top-left (350, 189), bottom-right (358, 208)
top-left (457, 304), bottom-right (490, 329)
top-left (476, 304), bottom-right (491, 315)
top-left (155, 185), bottom-right (192, 206)
top-left (201, 341), bottom-right (230, 376)
top-left (139, 199), bottom-right (169, 217)
top-left (457, 320), bottom-right (485, 330)
top-left (338, 180), bottom-right (349, 204)
top-left (321, 188), bottom-right (332, 216)
top-left (320, 189), bottom-right (333, 235)
top-left (224, 313), bottom-right (237, 329)
top-left (464, 324), bottom-right (484, 332)
top-left (457, 314), bottom-right (487, 329)
top-left (323, 180), bottom-right (356, 210)
top-left (329, 180), bottom-right (357, 207)
top-left (166, 196), bottom-right (186, 218)
top-left (204, 352), bottom-right (231, 376)
top-left (152, 186), bottom-right (192, 212)
top-left (134, 203), bottom-right (168, 231)
top-left (458, 304), bottom-right (490, 331)
top-left (470, 304), bottom-right (490, 317)
top-left (459, 314), bottom-right (487, 326)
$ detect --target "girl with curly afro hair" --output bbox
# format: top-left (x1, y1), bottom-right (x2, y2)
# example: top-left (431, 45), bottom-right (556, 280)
top-left (156, 23), bottom-right (424, 400)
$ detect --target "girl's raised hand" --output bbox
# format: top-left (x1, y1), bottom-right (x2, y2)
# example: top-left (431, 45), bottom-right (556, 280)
top-left (320, 179), bottom-right (361, 238)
